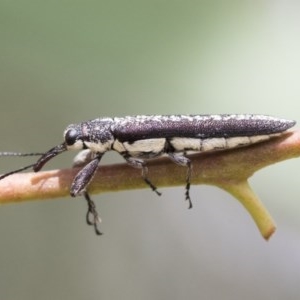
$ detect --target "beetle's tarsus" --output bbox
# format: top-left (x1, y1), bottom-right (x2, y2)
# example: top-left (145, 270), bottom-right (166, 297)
top-left (84, 192), bottom-right (103, 235)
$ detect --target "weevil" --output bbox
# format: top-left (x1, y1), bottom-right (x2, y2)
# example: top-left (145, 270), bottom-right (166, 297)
top-left (0, 114), bottom-right (295, 234)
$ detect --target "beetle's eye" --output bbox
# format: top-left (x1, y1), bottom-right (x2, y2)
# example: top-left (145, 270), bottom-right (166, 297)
top-left (65, 129), bottom-right (79, 146)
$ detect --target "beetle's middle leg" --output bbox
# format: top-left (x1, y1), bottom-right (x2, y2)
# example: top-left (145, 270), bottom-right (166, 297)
top-left (122, 154), bottom-right (162, 196)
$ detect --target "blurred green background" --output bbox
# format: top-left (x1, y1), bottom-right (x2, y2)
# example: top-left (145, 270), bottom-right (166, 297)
top-left (1, 1), bottom-right (300, 299)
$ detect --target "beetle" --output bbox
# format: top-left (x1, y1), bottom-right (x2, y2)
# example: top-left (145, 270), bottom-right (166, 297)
top-left (0, 114), bottom-right (295, 234)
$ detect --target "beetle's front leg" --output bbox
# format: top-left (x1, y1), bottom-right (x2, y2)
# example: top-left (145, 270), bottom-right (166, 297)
top-left (83, 191), bottom-right (102, 235)
top-left (71, 152), bottom-right (102, 196)
top-left (72, 151), bottom-right (103, 235)
top-left (72, 149), bottom-right (96, 168)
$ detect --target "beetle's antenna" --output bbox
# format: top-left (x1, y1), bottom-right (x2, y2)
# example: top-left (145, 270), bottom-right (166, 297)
top-left (0, 152), bottom-right (44, 157)
top-left (0, 143), bottom-right (67, 180)
top-left (0, 163), bottom-right (37, 180)
top-left (0, 152), bottom-right (44, 180)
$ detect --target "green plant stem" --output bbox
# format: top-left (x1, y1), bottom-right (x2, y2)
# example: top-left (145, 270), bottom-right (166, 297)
top-left (220, 181), bottom-right (276, 240)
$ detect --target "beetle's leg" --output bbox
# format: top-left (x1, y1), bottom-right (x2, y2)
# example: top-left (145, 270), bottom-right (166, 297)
top-left (72, 149), bottom-right (96, 168)
top-left (72, 150), bottom-right (103, 235)
top-left (168, 153), bottom-right (193, 209)
top-left (122, 154), bottom-right (161, 196)
top-left (71, 152), bottom-right (102, 196)
top-left (83, 191), bottom-right (102, 235)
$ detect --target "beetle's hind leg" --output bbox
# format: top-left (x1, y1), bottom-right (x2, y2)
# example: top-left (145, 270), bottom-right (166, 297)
top-left (168, 153), bottom-right (193, 209)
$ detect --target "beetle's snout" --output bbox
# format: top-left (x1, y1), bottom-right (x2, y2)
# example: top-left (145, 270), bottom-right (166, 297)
top-left (33, 143), bottom-right (67, 172)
